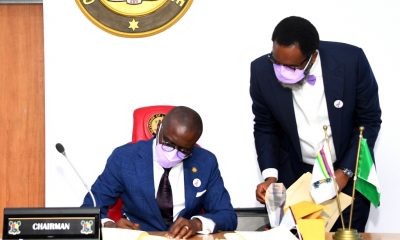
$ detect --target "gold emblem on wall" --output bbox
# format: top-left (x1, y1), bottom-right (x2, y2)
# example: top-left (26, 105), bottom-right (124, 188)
top-left (76, 0), bottom-right (192, 38)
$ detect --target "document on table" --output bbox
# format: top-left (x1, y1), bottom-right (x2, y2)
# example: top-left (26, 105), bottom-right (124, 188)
top-left (224, 227), bottom-right (298, 240)
top-left (102, 228), bottom-right (167, 240)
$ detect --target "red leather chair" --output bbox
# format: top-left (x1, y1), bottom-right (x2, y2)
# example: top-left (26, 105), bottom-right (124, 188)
top-left (107, 105), bottom-right (175, 222)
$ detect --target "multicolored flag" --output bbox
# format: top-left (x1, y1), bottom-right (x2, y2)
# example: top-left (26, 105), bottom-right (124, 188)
top-left (311, 142), bottom-right (336, 204)
top-left (355, 138), bottom-right (381, 207)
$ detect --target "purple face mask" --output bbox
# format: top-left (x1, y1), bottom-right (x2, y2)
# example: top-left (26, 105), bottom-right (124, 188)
top-left (155, 143), bottom-right (183, 168)
top-left (272, 55), bottom-right (313, 85)
top-left (155, 124), bottom-right (184, 168)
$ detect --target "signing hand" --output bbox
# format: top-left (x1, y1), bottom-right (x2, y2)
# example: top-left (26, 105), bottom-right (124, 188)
top-left (256, 177), bottom-right (277, 204)
top-left (166, 217), bottom-right (202, 239)
top-left (103, 218), bottom-right (140, 230)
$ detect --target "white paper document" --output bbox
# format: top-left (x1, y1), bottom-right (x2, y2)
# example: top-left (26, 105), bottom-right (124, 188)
top-left (224, 228), bottom-right (297, 240)
top-left (101, 227), bottom-right (167, 240)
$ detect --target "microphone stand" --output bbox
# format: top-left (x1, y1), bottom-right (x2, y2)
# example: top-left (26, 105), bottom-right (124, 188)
top-left (56, 143), bottom-right (97, 207)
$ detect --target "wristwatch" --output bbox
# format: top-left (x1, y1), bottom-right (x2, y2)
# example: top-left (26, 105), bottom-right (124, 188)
top-left (341, 168), bottom-right (354, 178)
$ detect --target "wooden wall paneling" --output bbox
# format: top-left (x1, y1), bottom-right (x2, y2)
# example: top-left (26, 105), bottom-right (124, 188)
top-left (0, 4), bottom-right (44, 237)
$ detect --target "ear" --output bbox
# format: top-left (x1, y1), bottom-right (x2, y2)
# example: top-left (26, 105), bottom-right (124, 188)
top-left (312, 50), bottom-right (319, 62)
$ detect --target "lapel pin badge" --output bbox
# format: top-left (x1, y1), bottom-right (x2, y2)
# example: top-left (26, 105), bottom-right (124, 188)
top-left (192, 167), bottom-right (198, 173)
top-left (193, 178), bottom-right (201, 188)
top-left (334, 100), bottom-right (344, 109)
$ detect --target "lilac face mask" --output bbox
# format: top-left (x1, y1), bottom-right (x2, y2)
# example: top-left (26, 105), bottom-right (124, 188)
top-left (272, 55), bottom-right (313, 85)
top-left (155, 124), bottom-right (183, 168)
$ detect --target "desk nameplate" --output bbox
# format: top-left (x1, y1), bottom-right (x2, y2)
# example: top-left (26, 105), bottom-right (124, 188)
top-left (3, 207), bottom-right (100, 240)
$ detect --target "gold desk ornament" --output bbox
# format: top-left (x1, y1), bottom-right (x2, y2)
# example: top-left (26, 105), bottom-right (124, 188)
top-left (333, 228), bottom-right (362, 240)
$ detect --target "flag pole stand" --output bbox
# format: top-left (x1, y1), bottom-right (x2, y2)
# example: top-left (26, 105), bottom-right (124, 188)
top-left (334, 126), bottom-right (365, 240)
top-left (333, 228), bottom-right (362, 240)
top-left (323, 126), bottom-right (345, 229)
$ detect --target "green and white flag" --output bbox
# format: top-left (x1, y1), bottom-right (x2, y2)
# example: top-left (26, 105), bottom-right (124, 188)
top-left (355, 138), bottom-right (381, 207)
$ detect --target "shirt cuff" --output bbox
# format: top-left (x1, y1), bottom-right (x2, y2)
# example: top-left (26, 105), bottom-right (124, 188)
top-left (262, 168), bottom-right (278, 181)
top-left (191, 216), bottom-right (215, 234)
top-left (101, 218), bottom-right (114, 227)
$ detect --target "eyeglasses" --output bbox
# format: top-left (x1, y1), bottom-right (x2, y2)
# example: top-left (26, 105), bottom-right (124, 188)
top-left (160, 138), bottom-right (193, 160)
top-left (267, 52), bottom-right (311, 70)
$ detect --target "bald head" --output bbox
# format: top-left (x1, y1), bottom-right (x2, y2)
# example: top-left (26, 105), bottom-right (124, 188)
top-left (160, 106), bottom-right (203, 148)
top-left (163, 106), bottom-right (203, 137)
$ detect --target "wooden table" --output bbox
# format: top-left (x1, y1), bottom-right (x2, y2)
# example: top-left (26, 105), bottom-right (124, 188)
top-left (326, 232), bottom-right (400, 240)
top-left (150, 232), bottom-right (400, 239)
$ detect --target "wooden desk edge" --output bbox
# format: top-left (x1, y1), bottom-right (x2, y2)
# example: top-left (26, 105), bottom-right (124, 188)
top-left (149, 231), bottom-right (400, 240)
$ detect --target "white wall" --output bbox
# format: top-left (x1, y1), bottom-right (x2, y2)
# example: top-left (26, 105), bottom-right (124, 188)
top-left (43, 0), bottom-right (400, 233)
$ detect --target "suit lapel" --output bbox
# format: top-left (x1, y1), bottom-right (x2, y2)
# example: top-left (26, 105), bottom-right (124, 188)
top-left (182, 160), bottom-right (195, 216)
top-left (137, 140), bottom-right (164, 220)
top-left (181, 155), bottom-right (207, 217)
top-left (320, 46), bottom-right (344, 154)
top-left (270, 77), bottom-right (302, 160)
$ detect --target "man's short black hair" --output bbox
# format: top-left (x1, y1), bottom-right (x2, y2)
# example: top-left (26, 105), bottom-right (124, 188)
top-left (272, 16), bottom-right (319, 56)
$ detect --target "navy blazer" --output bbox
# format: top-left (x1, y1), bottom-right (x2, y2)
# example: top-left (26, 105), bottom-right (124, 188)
top-left (250, 41), bottom-right (382, 187)
top-left (82, 139), bottom-right (237, 232)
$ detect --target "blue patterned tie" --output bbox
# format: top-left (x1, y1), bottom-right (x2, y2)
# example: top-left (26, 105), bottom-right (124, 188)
top-left (156, 168), bottom-right (173, 225)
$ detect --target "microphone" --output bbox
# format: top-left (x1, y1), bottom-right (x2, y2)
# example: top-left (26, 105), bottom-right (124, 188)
top-left (55, 143), bottom-right (97, 207)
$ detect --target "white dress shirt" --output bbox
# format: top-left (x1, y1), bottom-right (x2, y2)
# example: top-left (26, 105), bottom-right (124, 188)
top-left (152, 139), bottom-right (215, 234)
top-left (262, 53), bottom-right (337, 180)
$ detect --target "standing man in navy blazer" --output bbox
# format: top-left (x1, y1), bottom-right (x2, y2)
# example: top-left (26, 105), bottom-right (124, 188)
top-left (250, 16), bottom-right (381, 232)
top-left (82, 106), bottom-right (237, 238)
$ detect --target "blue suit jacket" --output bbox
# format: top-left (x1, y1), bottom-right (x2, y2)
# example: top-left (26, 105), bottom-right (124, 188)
top-left (82, 139), bottom-right (237, 232)
top-left (250, 41), bottom-right (382, 188)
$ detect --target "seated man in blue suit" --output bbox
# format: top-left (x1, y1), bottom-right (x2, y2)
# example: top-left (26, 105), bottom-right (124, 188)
top-left (82, 106), bottom-right (237, 239)
top-left (250, 16), bottom-right (381, 232)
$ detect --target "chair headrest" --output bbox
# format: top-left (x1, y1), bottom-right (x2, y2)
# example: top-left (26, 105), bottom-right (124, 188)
top-left (132, 105), bottom-right (175, 142)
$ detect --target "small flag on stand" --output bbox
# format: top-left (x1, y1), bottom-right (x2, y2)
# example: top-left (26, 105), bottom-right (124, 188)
top-left (355, 138), bottom-right (381, 207)
top-left (310, 142), bottom-right (336, 204)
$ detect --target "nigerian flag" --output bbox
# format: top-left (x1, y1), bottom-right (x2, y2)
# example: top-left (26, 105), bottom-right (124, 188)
top-left (355, 138), bottom-right (381, 207)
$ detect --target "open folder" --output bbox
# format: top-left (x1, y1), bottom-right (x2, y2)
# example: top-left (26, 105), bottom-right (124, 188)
top-left (285, 172), bottom-right (352, 231)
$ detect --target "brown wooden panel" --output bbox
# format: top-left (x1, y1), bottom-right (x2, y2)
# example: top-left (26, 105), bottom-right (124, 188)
top-left (0, 4), bottom-right (44, 237)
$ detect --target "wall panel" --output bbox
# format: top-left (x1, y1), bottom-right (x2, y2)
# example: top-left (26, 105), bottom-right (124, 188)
top-left (0, 4), bottom-right (44, 237)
